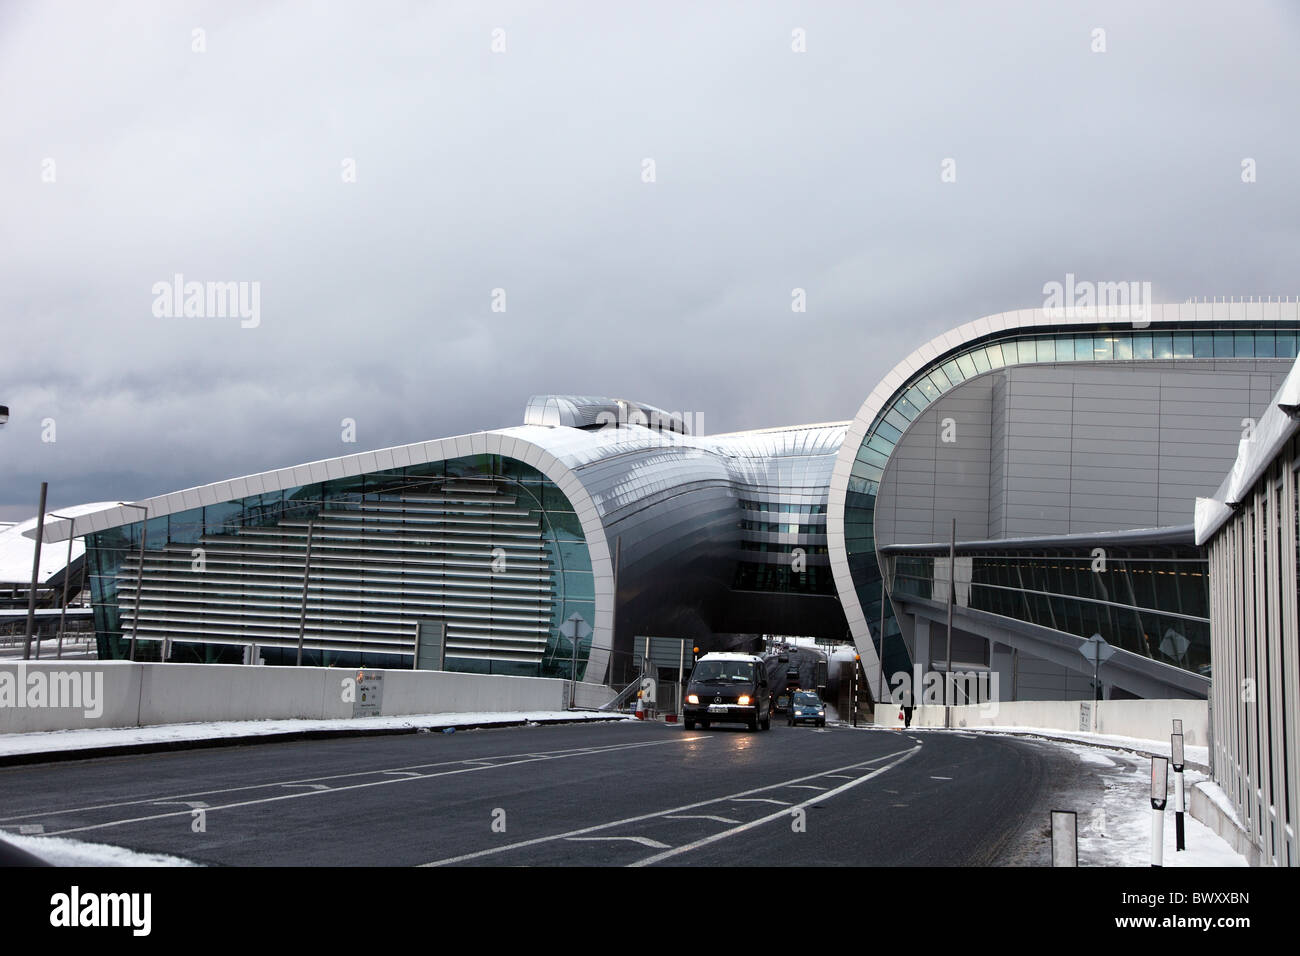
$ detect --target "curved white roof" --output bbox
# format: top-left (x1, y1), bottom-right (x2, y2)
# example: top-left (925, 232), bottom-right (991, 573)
top-left (0, 501), bottom-right (117, 586)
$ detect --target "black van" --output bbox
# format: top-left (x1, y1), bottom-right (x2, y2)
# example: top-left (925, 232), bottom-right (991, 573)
top-left (683, 653), bottom-right (772, 732)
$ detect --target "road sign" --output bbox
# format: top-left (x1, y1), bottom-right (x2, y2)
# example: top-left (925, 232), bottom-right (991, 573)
top-left (560, 613), bottom-right (591, 641)
top-left (1159, 628), bottom-right (1189, 663)
top-left (1078, 634), bottom-right (1116, 665)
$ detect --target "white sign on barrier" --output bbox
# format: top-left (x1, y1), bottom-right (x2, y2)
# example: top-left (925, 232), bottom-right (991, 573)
top-left (353, 671), bottom-right (384, 718)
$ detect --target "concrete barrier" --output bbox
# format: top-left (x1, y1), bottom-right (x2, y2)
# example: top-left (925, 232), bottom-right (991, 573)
top-left (0, 660), bottom-right (573, 734)
top-left (572, 680), bottom-right (618, 709)
top-left (910, 698), bottom-right (1208, 746)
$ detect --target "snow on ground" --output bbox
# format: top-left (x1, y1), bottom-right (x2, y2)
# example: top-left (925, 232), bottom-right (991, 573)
top-left (969, 726), bottom-right (1210, 769)
top-left (4, 831), bottom-right (200, 866)
top-left (0, 636), bottom-right (97, 660)
top-left (0, 711), bottom-right (630, 759)
top-left (876, 725), bottom-right (1244, 866)
top-left (1049, 742), bottom-right (1245, 867)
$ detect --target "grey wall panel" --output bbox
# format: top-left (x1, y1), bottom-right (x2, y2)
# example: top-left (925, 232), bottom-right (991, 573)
top-left (873, 377), bottom-right (995, 547)
top-left (879, 360), bottom-right (1295, 547)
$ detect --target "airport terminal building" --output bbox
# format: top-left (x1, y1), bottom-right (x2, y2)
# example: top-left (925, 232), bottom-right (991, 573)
top-left (38, 302), bottom-right (1300, 702)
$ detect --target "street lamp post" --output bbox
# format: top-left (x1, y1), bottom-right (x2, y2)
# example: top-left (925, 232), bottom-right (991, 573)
top-left (118, 503), bottom-right (149, 662)
top-left (22, 482), bottom-right (49, 660)
top-left (48, 512), bottom-right (78, 660)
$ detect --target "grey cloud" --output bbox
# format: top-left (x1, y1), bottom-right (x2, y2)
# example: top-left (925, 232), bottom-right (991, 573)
top-left (2, 0), bottom-right (1299, 519)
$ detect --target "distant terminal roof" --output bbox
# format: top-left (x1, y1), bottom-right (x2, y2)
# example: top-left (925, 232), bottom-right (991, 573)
top-left (0, 502), bottom-right (116, 586)
top-left (35, 397), bottom-right (848, 543)
top-left (523, 395), bottom-right (691, 433)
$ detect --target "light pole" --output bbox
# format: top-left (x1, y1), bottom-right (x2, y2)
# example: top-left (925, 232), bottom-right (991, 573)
top-left (296, 514), bottom-right (317, 666)
top-left (22, 482), bottom-right (48, 660)
top-left (118, 502), bottom-right (149, 661)
top-left (47, 512), bottom-right (79, 660)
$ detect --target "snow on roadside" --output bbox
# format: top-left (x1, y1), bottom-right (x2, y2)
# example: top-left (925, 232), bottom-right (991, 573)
top-left (3, 832), bottom-right (199, 867)
top-left (1049, 742), bottom-right (1244, 867)
top-left (0, 710), bottom-right (631, 759)
top-left (970, 726), bottom-right (1209, 769)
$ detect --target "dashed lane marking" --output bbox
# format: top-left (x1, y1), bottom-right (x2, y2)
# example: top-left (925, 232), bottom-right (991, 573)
top-left (419, 745), bottom-right (918, 867)
top-left (566, 836), bottom-right (671, 849)
top-left (628, 745), bottom-right (922, 867)
top-left (664, 814), bottom-right (740, 825)
top-left (1, 737), bottom-right (696, 826)
top-left (31, 738), bottom-right (698, 838)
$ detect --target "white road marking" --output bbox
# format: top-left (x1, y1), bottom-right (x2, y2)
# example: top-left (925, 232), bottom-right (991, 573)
top-left (629, 745), bottom-right (922, 867)
top-left (731, 797), bottom-right (791, 806)
top-left (566, 836), bottom-right (670, 849)
top-left (420, 746), bottom-right (917, 867)
top-left (824, 774), bottom-right (853, 780)
top-left (3, 737), bottom-right (692, 827)
top-left (787, 785), bottom-right (827, 791)
top-left (930, 776), bottom-right (952, 781)
top-left (664, 814), bottom-right (740, 825)
top-left (280, 784), bottom-right (329, 791)
top-left (152, 801), bottom-right (209, 809)
top-left (381, 771), bottom-right (420, 777)
top-left (36, 738), bottom-right (696, 838)
top-left (17, 824), bottom-right (45, 834)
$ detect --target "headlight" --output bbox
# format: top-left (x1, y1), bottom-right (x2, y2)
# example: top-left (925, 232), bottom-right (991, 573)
top-left (687, 694), bottom-right (699, 704)
top-left (738, 695), bottom-right (751, 706)
top-left (819, 710), bottom-right (825, 716)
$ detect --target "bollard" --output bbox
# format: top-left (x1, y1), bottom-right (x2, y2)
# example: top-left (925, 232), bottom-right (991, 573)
top-left (1150, 755), bottom-right (1168, 867)
top-left (1172, 731), bottom-right (1186, 851)
top-left (1050, 811), bottom-right (1078, 866)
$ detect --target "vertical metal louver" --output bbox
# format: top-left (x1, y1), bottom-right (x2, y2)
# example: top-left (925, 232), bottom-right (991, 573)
top-left (116, 480), bottom-right (556, 665)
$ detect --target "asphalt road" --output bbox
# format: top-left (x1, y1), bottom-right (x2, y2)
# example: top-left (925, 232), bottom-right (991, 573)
top-left (0, 721), bottom-right (1085, 866)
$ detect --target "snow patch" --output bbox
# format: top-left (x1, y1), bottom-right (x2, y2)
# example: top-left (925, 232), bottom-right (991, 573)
top-left (0, 711), bottom-right (630, 759)
top-left (4, 832), bottom-right (199, 867)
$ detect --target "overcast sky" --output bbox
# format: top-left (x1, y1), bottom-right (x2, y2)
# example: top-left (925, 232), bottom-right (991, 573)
top-left (2, 0), bottom-right (1298, 520)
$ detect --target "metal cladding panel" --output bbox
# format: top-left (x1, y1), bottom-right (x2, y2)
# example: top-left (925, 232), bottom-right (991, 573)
top-left (828, 303), bottom-right (1300, 677)
top-left (63, 408), bottom-right (854, 683)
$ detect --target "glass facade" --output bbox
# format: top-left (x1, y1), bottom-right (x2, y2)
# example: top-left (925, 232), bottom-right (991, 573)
top-left (844, 322), bottom-right (1300, 677)
top-left (85, 454), bottom-right (596, 679)
top-left (890, 546), bottom-right (1211, 675)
